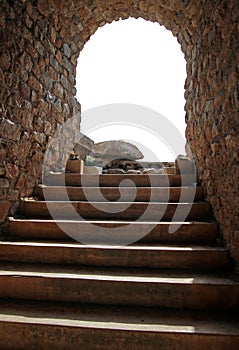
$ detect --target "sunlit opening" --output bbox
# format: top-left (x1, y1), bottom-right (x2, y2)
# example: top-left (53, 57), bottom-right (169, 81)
top-left (76, 18), bottom-right (187, 161)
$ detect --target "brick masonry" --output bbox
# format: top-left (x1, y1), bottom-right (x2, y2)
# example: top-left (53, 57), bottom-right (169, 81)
top-left (0, 0), bottom-right (238, 267)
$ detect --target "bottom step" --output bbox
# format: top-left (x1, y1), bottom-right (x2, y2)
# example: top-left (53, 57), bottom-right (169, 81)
top-left (0, 300), bottom-right (238, 350)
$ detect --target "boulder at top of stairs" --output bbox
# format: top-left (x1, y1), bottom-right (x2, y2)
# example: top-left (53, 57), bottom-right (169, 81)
top-left (91, 140), bottom-right (144, 163)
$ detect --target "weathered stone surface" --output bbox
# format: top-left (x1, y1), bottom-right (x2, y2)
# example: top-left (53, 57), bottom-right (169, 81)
top-left (0, 50), bottom-right (11, 70)
top-left (5, 164), bottom-right (19, 180)
top-left (92, 140), bottom-right (144, 161)
top-left (19, 52), bottom-right (33, 72)
top-left (62, 43), bottom-right (71, 58)
top-left (0, 201), bottom-right (10, 224)
top-left (0, 140), bottom-right (7, 159)
top-left (28, 75), bottom-right (42, 92)
top-left (7, 190), bottom-right (19, 202)
top-left (50, 55), bottom-right (60, 71)
top-left (175, 155), bottom-right (193, 174)
top-left (0, 119), bottom-right (22, 142)
top-left (15, 174), bottom-right (26, 190)
top-left (0, 179), bottom-right (10, 188)
top-left (73, 133), bottom-right (94, 160)
top-left (53, 82), bottom-right (64, 99)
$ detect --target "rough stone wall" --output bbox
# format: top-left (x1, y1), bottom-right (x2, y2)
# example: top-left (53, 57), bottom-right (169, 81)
top-left (185, 0), bottom-right (239, 267)
top-left (0, 0), bottom-right (238, 267)
top-left (0, 0), bottom-right (81, 218)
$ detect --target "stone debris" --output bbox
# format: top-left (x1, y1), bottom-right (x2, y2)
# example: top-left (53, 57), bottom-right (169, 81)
top-left (106, 169), bottom-right (125, 174)
top-left (142, 168), bottom-right (163, 174)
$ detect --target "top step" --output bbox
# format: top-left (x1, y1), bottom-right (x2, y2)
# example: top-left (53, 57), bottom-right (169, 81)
top-left (45, 174), bottom-right (197, 188)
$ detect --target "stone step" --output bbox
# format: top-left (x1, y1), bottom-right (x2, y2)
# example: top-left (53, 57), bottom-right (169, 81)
top-left (9, 218), bottom-right (218, 243)
top-left (45, 173), bottom-right (196, 187)
top-left (0, 300), bottom-right (238, 349)
top-left (0, 241), bottom-right (229, 270)
top-left (162, 166), bottom-right (176, 174)
top-left (20, 200), bottom-right (211, 221)
top-left (0, 263), bottom-right (238, 310)
top-left (36, 185), bottom-right (203, 202)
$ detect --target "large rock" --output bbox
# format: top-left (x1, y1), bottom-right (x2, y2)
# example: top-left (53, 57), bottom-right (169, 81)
top-left (92, 140), bottom-right (144, 162)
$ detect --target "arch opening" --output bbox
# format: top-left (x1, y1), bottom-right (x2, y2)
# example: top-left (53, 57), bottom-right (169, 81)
top-left (76, 18), bottom-right (187, 161)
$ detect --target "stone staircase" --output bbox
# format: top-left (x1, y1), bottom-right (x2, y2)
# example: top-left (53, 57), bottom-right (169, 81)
top-left (0, 165), bottom-right (239, 349)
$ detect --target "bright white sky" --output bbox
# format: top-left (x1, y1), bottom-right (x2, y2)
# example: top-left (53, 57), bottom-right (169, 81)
top-left (76, 18), bottom-right (187, 161)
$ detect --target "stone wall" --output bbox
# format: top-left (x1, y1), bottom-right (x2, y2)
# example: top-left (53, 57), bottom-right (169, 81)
top-left (185, 0), bottom-right (239, 267)
top-left (0, 0), bottom-right (238, 267)
top-left (0, 0), bottom-right (81, 217)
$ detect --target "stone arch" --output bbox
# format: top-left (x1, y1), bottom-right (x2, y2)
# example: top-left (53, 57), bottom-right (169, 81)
top-left (53, 0), bottom-right (198, 161)
top-left (0, 0), bottom-right (238, 267)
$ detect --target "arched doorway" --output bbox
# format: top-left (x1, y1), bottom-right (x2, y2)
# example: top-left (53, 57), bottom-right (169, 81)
top-left (0, 0), bottom-right (238, 266)
top-left (76, 18), bottom-right (187, 162)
